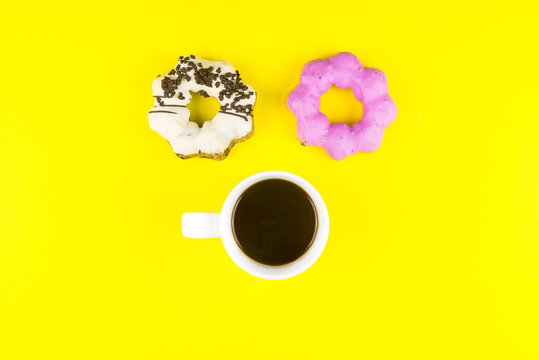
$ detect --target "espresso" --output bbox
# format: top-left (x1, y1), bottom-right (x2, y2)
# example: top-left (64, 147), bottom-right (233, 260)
top-left (232, 179), bottom-right (318, 266)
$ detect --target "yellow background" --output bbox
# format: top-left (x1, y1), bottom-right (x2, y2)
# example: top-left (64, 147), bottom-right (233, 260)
top-left (1, 1), bottom-right (538, 359)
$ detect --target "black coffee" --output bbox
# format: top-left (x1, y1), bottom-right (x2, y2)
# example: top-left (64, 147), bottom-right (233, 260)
top-left (232, 179), bottom-right (318, 266)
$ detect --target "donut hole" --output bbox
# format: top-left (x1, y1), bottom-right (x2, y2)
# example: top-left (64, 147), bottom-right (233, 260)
top-left (186, 91), bottom-right (221, 128)
top-left (320, 86), bottom-right (363, 126)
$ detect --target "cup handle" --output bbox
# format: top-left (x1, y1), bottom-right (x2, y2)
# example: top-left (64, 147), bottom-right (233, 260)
top-left (181, 213), bottom-right (221, 238)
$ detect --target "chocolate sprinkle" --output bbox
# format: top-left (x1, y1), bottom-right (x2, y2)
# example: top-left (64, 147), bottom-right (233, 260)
top-left (161, 76), bottom-right (181, 98)
top-left (154, 96), bottom-right (165, 106)
top-left (158, 55), bottom-right (255, 117)
top-left (194, 65), bottom-right (218, 87)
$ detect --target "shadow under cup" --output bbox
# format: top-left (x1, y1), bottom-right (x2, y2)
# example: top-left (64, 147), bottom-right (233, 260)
top-left (231, 179), bottom-right (318, 266)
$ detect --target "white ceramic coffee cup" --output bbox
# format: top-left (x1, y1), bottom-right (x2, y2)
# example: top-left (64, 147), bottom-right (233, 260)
top-left (182, 171), bottom-right (329, 280)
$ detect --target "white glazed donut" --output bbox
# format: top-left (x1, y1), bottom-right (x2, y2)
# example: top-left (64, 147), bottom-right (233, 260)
top-left (148, 55), bottom-right (256, 160)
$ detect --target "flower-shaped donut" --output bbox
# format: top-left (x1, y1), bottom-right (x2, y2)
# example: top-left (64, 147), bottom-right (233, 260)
top-left (287, 52), bottom-right (397, 160)
top-left (148, 55), bottom-right (256, 160)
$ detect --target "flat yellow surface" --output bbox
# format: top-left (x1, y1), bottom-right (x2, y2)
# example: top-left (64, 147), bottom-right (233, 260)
top-left (1, 1), bottom-right (538, 359)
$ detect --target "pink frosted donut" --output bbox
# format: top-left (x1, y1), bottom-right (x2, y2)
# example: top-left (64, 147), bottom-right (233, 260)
top-left (287, 52), bottom-right (397, 160)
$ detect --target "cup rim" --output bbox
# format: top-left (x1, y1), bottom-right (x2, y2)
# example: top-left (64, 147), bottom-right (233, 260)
top-left (219, 171), bottom-right (329, 280)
